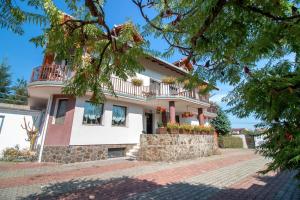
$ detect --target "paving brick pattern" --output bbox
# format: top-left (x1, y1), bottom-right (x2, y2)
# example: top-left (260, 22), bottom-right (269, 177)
top-left (0, 149), bottom-right (298, 200)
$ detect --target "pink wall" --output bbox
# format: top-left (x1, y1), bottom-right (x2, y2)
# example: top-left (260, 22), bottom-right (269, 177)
top-left (44, 95), bottom-right (76, 146)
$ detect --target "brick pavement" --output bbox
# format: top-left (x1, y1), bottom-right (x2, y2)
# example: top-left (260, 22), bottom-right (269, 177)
top-left (0, 149), bottom-right (298, 200)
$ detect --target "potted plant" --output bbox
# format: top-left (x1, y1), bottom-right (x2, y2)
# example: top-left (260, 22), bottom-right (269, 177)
top-left (167, 122), bottom-right (179, 134)
top-left (156, 107), bottom-right (166, 114)
top-left (156, 122), bottom-right (167, 134)
top-left (131, 78), bottom-right (143, 87)
top-left (162, 77), bottom-right (177, 85)
top-left (179, 124), bottom-right (193, 134)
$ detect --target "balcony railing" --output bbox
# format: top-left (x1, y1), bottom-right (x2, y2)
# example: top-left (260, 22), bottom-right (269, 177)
top-left (30, 65), bottom-right (209, 103)
top-left (30, 64), bottom-right (69, 82)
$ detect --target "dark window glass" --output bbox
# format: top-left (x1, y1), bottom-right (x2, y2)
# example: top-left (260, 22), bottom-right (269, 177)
top-left (83, 101), bottom-right (103, 125)
top-left (112, 105), bottom-right (127, 126)
top-left (55, 99), bottom-right (68, 124)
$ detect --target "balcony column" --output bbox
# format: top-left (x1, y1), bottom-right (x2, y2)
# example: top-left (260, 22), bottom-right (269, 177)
top-left (169, 101), bottom-right (176, 124)
top-left (198, 108), bottom-right (205, 125)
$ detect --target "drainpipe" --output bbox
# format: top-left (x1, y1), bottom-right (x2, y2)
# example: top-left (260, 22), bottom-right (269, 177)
top-left (38, 95), bottom-right (53, 162)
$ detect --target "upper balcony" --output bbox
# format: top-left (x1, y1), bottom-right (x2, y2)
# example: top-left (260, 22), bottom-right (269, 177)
top-left (29, 64), bottom-right (210, 106)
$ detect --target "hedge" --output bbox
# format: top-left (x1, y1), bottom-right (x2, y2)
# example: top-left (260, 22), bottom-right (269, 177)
top-left (219, 136), bottom-right (243, 148)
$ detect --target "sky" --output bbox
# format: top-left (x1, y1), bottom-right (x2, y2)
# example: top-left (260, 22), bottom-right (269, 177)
top-left (0, 0), bottom-right (259, 129)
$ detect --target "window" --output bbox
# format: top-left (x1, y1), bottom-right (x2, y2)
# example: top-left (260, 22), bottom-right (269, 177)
top-left (0, 116), bottom-right (4, 134)
top-left (55, 99), bottom-right (68, 124)
top-left (82, 101), bottom-right (103, 125)
top-left (112, 105), bottom-right (127, 126)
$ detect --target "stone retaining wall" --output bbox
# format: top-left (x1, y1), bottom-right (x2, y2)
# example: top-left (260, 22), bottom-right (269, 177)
top-left (42, 144), bottom-right (135, 163)
top-left (139, 134), bottom-right (217, 161)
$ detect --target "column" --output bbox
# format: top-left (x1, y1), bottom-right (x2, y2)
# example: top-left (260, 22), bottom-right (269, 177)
top-left (169, 101), bottom-right (176, 124)
top-left (198, 108), bottom-right (205, 125)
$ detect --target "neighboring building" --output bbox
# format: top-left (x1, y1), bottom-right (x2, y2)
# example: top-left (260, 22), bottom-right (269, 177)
top-left (0, 103), bottom-right (43, 154)
top-left (231, 128), bottom-right (249, 135)
top-left (26, 53), bottom-right (218, 163)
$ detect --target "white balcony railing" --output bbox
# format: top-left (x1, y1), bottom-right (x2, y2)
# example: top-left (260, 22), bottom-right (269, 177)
top-left (30, 65), bottom-right (209, 103)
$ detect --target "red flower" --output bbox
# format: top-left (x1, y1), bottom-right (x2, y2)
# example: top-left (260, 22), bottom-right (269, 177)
top-left (285, 132), bottom-right (293, 141)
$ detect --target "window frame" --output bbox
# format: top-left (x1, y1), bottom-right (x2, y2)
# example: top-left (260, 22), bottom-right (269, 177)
top-left (82, 101), bottom-right (104, 126)
top-left (0, 115), bottom-right (4, 134)
top-left (52, 98), bottom-right (69, 125)
top-left (112, 105), bottom-right (127, 127)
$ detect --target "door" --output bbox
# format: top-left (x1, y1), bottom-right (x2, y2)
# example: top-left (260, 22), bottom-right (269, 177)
top-left (145, 113), bottom-right (153, 134)
top-left (150, 79), bottom-right (160, 95)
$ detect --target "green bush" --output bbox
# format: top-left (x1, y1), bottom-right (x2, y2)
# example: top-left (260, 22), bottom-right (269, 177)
top-left (219, 136), bottom-right (243, 148)
top-left (1, 145), bottom-right (37, 162)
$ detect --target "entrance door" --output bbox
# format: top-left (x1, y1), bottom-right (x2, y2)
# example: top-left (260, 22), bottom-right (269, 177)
top-left (145, 113), bottom-right (153, 134)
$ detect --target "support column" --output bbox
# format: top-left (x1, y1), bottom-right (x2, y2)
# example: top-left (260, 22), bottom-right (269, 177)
top-left (198, 108), bottom-right (205, 125)
top-left (169, 101), bottom-right (176, 124)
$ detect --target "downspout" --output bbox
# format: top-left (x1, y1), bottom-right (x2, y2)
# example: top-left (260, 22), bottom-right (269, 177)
top-left (38, 95), bottom-right (53, 162)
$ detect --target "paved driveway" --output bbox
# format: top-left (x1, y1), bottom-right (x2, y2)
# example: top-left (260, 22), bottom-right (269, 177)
top-left (0, 149), bottom-right (299, 200)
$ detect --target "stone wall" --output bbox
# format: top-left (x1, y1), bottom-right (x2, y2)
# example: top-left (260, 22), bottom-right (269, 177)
top-left (139, 134), bottom-right (217, 161)
top-left (42, 144), bottom-right (135, 163)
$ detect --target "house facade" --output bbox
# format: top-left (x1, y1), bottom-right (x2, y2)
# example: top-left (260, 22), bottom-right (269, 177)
top-left (28, 55), bottom-right (217, 163)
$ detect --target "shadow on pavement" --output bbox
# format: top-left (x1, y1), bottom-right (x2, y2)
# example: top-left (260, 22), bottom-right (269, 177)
top-left (19, 171), bottom-right (299, 200)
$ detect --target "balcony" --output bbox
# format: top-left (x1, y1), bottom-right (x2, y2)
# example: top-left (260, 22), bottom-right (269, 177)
top-left (30, 64), bottom-right (69, 82)
top-left (30, 65), bottom-right (209, 104)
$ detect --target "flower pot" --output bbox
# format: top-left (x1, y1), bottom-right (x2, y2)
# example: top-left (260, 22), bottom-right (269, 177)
top-left (156, 127), bottom-right (167, 134)
top-left (168, 128), bottom-right (179, 134)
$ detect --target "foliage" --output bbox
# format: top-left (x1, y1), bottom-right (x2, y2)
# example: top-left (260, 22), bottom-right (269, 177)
top-left (10, 78), bottom-right (28, 105)
top-left (0, 0), bottom-right (47, 34)
top-left (166, 123), bottom-right (214, 134)
top-left (29, 0), bottom-right (147, 104)
top-left (219, 136), bottom-right (243, 148)
top-left (131, 78), bottom-right (143, 86)
top-left (211, 105), bottom-right (231, 135)
top-left (161, 76), bottom-right (177, 84)
top-left (0, 59), bottom-right (28, 105)
top-left (2, 145), bottom-right (37, 162)
top-left (0, 59), bottom-right (11, 94)
top-left (226, 62), bottom-right (300, 177)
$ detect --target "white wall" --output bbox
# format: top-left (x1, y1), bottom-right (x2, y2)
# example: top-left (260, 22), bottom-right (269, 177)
top-left (70, 97), bottom-right (144, 145)
top-left (0, 109), bottom-right (42, 154)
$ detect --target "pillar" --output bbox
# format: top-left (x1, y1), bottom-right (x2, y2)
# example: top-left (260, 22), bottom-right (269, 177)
top-left (198, 108), bottom-right (205, 125)
top-left (169, 101), bottom-right (176, 124)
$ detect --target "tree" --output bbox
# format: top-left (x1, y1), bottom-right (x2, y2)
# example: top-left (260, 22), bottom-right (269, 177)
top-left (132, 0), bottom-right (300, 178)
top-left (0, 0), bottom-right (46, 34)
top-left (0, 59), bottom-right (11, 95)
top-left (10, 78), bottom-right (28, 105)
top-left (211, 105), bottom-right (231, 136)
top-left (30, 0), bottom-right (147, 104)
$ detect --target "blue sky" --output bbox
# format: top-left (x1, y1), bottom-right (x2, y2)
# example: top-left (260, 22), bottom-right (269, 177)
top-left (0, 1), bottom-right (259, 129)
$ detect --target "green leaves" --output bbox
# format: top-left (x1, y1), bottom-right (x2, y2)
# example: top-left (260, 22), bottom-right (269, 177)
top-left (210, 105), bottom-right (231, 135)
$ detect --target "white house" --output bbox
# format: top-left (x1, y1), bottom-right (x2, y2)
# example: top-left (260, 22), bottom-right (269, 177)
top-left (25, 53), bottom-right (218, 163)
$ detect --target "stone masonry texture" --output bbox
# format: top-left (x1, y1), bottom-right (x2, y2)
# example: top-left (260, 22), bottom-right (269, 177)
top-left (139, 134), bottom-right (216, 161)
top-left (42, 144), bottom-right (135, 163)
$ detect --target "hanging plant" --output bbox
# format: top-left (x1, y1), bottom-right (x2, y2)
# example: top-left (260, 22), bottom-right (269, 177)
top-left (198, 83), bottom-right (208, 91)
top-left (156, 106), bottom-right (166, 114)
top-left (131, 78), bottom-right (143, 86)
top-left (162, 77), bottom-right (177, 84)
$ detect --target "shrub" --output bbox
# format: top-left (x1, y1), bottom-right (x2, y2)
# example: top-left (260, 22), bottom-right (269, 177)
top-left (162, 77), bottom-right (177, 84)
top-left (131, 78), bottom-right (143, 86)
top-left (167, 123), bottom-right (179, 134)
top-left (179, 124), bottom-right (193, 134)
top-left (1, 145), bottom-right (37, 162)
top-left (219, 136), bottom-right (243, 148)
top-left (193, 125), bottom-right (214, 134)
